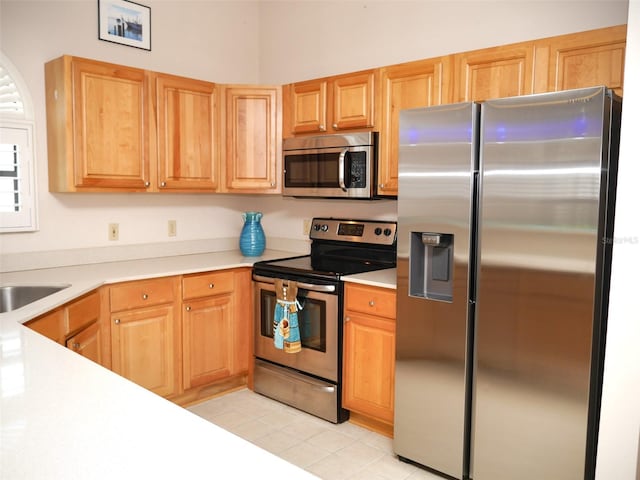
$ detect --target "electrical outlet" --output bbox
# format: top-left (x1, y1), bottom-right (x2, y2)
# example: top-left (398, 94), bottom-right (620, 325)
top-left (168, 220), bottom-right (177, 237)
top-left (302, 218), bottom-right (312, 235)
top-left (108, 223), bottom-right (119, 241)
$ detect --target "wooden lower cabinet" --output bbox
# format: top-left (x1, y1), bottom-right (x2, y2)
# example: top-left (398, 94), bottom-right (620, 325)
top-left (66, 321), bottom-right (104, 365)
top-left (25, 290), bottom-right (110, 369)
top-left (111, 303), bottom-right (178, 397)
top-left (182, 294), bottom-right (233, 389)
top-left (343, 283), bottom-right (397, 436)
top-left (109, 276), bottom-right (180, 398)
top-left (179, 268), bottom-right (252, 402)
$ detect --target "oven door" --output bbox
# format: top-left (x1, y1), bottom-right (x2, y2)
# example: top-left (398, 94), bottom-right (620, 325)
top-left (253, 278), bottom-right (339, 382)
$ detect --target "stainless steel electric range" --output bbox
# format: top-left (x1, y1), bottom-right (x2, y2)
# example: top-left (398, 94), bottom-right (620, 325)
top-left (252, 218), bottom-right (397, 423)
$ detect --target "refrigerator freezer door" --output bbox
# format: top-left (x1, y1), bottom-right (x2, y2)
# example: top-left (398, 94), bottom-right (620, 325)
top-left (472, 87), bottom-right (615, 479)
top-left (394, 102), bottom-right (478, 479)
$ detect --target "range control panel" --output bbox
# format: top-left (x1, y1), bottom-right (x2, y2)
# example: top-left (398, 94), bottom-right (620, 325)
top-left (309, 218), bottom-right (397, 245)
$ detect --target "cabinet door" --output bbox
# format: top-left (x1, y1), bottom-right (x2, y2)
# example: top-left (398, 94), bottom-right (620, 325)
top-left (70, 57), bottom-right (150, 189)
top-left (222, 85), bottom-right (282, 193)
top-left (332, 71), bottom-right (376, 131)
top-left (182, 295), bottom-right (233, 389)
top-left (289, 80), bottom-right (328, 134)
top-left (453, 43), bottom-right (535, 102)
top-left (26, 309), bottom-right (65, 345)
top-left (378, 58), bottom-right (449, 196)
top-left (155, 74), bottom-right (218, 191)
top-left (535, 24), bottom-right (626, 97)
top-left (343, 311), bottom-right (396, 424)
top-left (111, 304), bottom-right (177, 397)
top-left (66, 321), bottom-right (105, 366)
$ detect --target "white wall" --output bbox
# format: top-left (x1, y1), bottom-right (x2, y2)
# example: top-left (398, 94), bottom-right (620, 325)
top-left (596, 1), bottom-right (640, 478)
top-left (258, 0), bottom-right (629, 83)
top-left (0, 0), bottom-right (630, 260)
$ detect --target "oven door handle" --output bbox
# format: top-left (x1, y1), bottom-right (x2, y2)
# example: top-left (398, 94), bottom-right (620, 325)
top-left (252, 274), bottom-right (336, 293)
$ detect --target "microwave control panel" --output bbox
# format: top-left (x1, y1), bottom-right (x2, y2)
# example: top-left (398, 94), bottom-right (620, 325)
top-left (348, 152), bottom-right (367, 188)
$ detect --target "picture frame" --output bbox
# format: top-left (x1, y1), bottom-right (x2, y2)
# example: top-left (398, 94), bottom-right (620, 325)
top-left (98, 0), bottom-right (151, 51)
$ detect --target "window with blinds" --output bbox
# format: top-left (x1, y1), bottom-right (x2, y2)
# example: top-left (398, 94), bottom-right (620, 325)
top-left (0, 55), bottom-right (37, 232)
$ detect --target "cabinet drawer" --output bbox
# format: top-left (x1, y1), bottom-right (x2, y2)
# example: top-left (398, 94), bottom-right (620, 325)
top-left (345, 284), bottom-right (396, 319)
top-left (66, 290), bottom-right (100, 335)
top-left (182, 270), bottom-right (234, 300)
top-left (110, 277), bottom-right (177, 312)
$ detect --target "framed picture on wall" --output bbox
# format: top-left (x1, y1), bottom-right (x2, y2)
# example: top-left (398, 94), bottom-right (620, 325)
top-left (98, 0), bottom-right (151, 51)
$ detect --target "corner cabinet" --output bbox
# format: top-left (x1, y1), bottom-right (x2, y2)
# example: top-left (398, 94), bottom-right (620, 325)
top-left (153, 73), bottom-right (219, 191)
top-left (283, 69), bottom-right (378, 137)
top-left (220, 85), bottom-right (282, 193)
top-left (109, 277), bottom-right (180, 398)
top-left (343, 283), bottom-right (397, 437)
top-left (25, 290), bottom-right (109, 368)
top-left (378, 57), bottom-right (451, 196)
top-left (45, 56), bottom-right (150, 192)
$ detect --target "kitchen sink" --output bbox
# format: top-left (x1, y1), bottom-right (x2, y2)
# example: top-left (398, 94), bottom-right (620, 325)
top-left (0, 285), bottom-right (70, 313)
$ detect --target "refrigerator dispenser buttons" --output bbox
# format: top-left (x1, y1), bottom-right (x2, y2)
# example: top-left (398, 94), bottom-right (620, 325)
top-left (409, 232), bottom-right (453, 302)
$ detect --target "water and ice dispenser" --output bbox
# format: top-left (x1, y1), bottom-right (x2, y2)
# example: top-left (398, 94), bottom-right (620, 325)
top-left (409, 232), bottom-right (454, 302)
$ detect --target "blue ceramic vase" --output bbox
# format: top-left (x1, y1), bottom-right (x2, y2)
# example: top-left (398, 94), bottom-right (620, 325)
top-left (239, 211), bottom-right (266, 256)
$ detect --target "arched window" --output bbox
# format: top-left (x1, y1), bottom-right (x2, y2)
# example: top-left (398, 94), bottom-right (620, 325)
top-left (0, 52), bottom-right (37, 232)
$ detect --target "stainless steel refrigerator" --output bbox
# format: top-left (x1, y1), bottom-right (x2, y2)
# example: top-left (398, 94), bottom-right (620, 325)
top-left (393, 86), bottom-right (621, 480)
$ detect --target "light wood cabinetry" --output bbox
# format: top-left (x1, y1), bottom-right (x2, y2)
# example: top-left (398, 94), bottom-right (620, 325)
top-left (25, 290), bottom-right (109, 368)
top-left (453, 42), bottom-right (535, 102)
top-left (378, 57), bottom-right (451, 196)
top-left (181, 268), bottom-right (252, 391)
top-left (221, 85), bottom-right (282, 193)
top-left (45, 56), bottom-right (150, 192)
top-left (109, 277), bottom-right (180, 398)
top-left (153, 73), bottom-right (219, 191)
top-left (534, 24), bottom-right (627, 96)
top-left (343, 283), bottom-right (396, 436)
top-left (284, 69), bottom-right (377, 136)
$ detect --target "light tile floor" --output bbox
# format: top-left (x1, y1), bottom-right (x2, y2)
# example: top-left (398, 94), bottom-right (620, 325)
top-left (188, 388), bottom-right (443, 480)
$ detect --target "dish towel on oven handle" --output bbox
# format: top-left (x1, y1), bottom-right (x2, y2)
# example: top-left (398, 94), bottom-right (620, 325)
top-left (273, 279), bottom-right (302, 353)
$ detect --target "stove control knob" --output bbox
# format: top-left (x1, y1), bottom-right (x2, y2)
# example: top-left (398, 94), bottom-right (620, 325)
top-left (321, 224), bottom-right (329, 232)
top-left (384, 228), bottom-right (393, 236)
top-left (374, 227), bottom-right (382, 235)
top-left (313, 224), bottom-right (321, 231)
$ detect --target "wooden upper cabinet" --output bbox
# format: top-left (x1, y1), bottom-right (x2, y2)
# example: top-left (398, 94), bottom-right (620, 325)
top-left (332, 71), bottom-right (376, 131)
top-left (534, 24), bottom-right (626, 96)
top-left (154, 73), bottom-right (219, 191)
top-left (287, 80), bottom-right (327, 135)
top-left (453, 43), bottom-right (535, 102)
top-left (46, 56), bottom-right (150, 192)
top-left (221, 85), bottom-right (282, 193)
top-left (378, 57), bottom-right (450, 196)
top-left (285, 69), bottom-right (377, 136)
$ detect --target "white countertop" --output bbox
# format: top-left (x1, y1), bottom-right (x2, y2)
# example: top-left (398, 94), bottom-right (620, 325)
top-left (343, 268), bottom-right (396, 289)
top-left (0, 248), bottom-right (321, 479)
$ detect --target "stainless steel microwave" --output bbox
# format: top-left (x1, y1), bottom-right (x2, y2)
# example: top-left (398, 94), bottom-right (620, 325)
top-left (282, 132), bottom-right (378, 199)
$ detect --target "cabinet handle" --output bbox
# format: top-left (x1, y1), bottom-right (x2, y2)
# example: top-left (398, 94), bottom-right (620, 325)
top-left (270, 182), bottom-right (275, 187)
top-left (369, 300), bottom-right (375, 307)
top-left (186, 306), bottom-right (191, 311)
top-left (160, 181), bottom-right (166, 187)
top-left (345, 316), bottom-right (350, 322)
top-left (208, 283), bottom-right (214, 289)
top-left (379, 183), bottom-right (385, 189)
top-left (114, 319), bottom-right (121, 324)
top-left (144, 181), bottom-right (150, 187)
top-left (142, 293), bottom-right (148, 300)
top-left (319, 124), bottom-right (326, 131)
top-left (332, 123), bottom-right (338, 129)
top-left (72, 342), bottom-right (80, 350)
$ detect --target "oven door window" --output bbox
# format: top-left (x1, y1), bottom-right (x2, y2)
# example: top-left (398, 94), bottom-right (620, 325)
top-left (260, 289), bottom-right (327, 352)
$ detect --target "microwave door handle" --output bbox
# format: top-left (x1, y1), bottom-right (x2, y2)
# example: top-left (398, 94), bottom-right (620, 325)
top-left (338, 148), bottom-right (349, 192)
